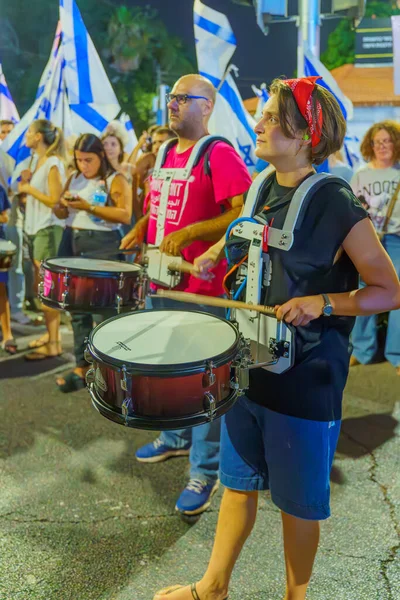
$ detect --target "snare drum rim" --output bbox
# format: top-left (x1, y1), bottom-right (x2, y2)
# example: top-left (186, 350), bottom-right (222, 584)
top-left (0, 242), bottom-right (17, 257)
top-left (43, 257), bottom-right (142, 279)
top-left (86, 308), bottom-right (240, 377)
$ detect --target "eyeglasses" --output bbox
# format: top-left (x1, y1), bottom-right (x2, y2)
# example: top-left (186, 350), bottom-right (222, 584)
top-left (371, 139), bottom-right (393, 148)
top-left (166, 93), bottom-right (209, 105)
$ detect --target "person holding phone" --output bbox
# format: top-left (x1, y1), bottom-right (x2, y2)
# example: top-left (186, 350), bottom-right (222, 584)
top-left (52, 133), bottom-right (132, 392)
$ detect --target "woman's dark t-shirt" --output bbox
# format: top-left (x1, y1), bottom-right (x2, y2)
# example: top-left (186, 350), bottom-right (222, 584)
top-left (247, 173), bottom-right (368, 422)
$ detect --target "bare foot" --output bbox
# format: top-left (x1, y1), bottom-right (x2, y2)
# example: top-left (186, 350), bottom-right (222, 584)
top-left (28, 333), bottom-right (49, 349)
top-left (153, 585), bottom-right (192, 600)
top-left (153, 582), bottom-right (228, 600)
top-left (396, 366), bottom-right (400, 376)
top-left (25, 342), bottom-right (63, 361)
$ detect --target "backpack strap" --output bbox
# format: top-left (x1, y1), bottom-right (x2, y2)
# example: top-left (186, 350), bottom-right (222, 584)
top-left (202, 137), bottom-right (234, 177)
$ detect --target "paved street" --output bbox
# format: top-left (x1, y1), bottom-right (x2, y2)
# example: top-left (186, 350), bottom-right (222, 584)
top-left (0, 323), bottom-right (399, 600)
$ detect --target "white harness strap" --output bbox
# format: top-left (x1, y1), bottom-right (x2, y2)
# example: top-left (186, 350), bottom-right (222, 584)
top-left (242, 172), bottom-right (340, 251)
top-left (232, 172), bottom-right (351, 374)
top-left (152, 135), bottom-right (217, 246)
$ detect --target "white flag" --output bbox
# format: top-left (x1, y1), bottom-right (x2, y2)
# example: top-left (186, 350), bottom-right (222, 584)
top-left (193, 0), bottom-right (256, 170)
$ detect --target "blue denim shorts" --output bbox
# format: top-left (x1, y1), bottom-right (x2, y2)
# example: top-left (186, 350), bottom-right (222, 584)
top-left (220, 396), bottom-right (341, 521)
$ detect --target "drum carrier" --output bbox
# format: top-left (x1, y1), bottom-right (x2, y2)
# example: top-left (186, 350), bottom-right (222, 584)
top-left (227, 171), bottom-right (352, 379)
top-left (144, 135), bottom-right (232, 288)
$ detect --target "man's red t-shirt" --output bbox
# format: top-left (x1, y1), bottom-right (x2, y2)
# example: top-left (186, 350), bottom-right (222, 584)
top-left (146, 141), bottom-right (252, 296)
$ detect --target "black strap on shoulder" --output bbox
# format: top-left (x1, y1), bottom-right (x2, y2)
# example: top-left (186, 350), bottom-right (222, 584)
top-left (159, 138), bottom-right (179, 168)
top-left (201, 136), bottom-right (234, 177)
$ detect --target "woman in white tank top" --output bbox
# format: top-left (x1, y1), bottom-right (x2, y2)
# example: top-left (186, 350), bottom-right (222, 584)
top-left (53, 133), bottom-right (132, 392)
top-left (18, 119), bottom-right (66, 361)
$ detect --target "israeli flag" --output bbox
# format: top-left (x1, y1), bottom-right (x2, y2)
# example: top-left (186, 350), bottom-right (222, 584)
top-left (0, 50), bottom-right (72, 183)
top-left (119, 112), bottom-right (137, 155)
top-left (1, 0), bottom-right (127, 181)
top-left (194, 0), bottom-right (257, 170)
top-left (304, 48), bottom-right (353, 121)
top-left (251, 83), bottom-right (269, 121)
top-left (36, 22), bottom-right (62, 100)
top-left (0, 63), bottom-right (19, 124)
top-left (60, 0), bottom-right (120, 134)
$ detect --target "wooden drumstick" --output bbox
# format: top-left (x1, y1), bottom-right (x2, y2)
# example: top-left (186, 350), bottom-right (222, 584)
top-left (156, 289), bottom-right (276, 316)
top-left (167, 260), bottom-right (197, 274)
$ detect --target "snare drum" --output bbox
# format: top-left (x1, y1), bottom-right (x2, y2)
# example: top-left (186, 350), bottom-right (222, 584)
top-left (85, 309), bottom-right (241, 430)
top-left (0, 239), bottom-right (17, 272)
top-left (39, 257), bottom-right (142, 312)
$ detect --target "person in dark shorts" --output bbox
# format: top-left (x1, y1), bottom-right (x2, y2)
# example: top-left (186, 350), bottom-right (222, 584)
top-left (152, 77), bottom-right (400, 600)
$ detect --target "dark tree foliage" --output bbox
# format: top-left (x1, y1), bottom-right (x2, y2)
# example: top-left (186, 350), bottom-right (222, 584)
top-left (321, 1), bottom-right (399, 71)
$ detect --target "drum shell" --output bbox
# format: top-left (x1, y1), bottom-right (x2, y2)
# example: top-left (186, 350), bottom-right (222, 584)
top-left (89, 357), bottom-right (233, 420)
top-left (40, 266), bottom-right (140, 311)
top-left (0, 245), bottom-right (16, 272)
top-left (0, 254), bottom-right (15, 272)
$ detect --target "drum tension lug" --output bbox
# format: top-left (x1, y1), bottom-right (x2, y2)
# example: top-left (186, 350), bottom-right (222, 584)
top-left (61, 291), bottom-right (69, 309)
top-left (63, 268), bottom-right (70, 286)
top-left (116, 295), bottom-right (123, 313)
top-left (84, 343), bottom-right (93, 365)
top-left (120, 365), bottom-right (130, 392)
top-left (202, 361), bottom-right (216, 388)
top-left (121, 397), bottom-right (132, 425)
top-left (203, 392), bottom-right (217, 422)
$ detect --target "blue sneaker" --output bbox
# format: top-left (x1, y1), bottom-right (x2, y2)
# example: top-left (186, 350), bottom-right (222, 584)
top-left (135, 437), bottom-right (190, 463)
top-left (175, 479), bottom-right (219, 516)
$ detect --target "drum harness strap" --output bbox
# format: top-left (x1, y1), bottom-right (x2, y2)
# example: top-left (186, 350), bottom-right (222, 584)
top-left (226, 170), bottom-right (352, 374)
top-left (152, 135), bottom-right (233, 246)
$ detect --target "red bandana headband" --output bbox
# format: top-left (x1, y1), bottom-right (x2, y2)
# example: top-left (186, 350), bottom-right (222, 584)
top-left (284, 76), bottom-right (323, 148)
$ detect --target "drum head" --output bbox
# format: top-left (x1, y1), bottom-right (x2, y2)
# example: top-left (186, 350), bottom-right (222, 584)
top-left (0, 239), bottom-right (17, 255)
top-left (46, 257), bottom-right (141, 275)
top-left (89, 309), bottom-right (239, 374)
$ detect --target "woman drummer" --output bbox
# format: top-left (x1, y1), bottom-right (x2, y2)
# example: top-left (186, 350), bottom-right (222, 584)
top-left (53, 133), bottom-right (132, 393)
top-left (152, 77), bottom-right (400, 600)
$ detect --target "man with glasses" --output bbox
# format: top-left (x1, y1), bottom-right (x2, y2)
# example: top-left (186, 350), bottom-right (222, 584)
top-left (121, 74), bottom-right (252, 518)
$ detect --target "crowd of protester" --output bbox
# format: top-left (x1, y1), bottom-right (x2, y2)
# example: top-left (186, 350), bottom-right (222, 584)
top-left (0, 118), bottom-right (174, 371)
top-left (0, 114), bottom-right (399, 380)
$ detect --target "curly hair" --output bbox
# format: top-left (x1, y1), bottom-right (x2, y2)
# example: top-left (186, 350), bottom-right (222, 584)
top-left (360, 120), bottom-right (400, 164)
top-left (269, 78), bottom-right (346, 166)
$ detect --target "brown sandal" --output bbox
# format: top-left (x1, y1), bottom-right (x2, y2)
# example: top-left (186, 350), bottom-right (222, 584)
top-left (155, 583), bottom-right (228, 599)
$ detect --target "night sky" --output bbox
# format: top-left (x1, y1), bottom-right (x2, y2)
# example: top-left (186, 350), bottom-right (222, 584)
top-left (128, 0), bottom-right (341, 98)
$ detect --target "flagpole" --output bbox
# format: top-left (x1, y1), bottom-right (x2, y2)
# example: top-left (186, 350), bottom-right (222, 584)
top-left (297, 0), bottom-right (321, 75)
top-left (297, 0), bottom-right (307, 77)
top-left (216, 63), bottom-right (239, 92)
